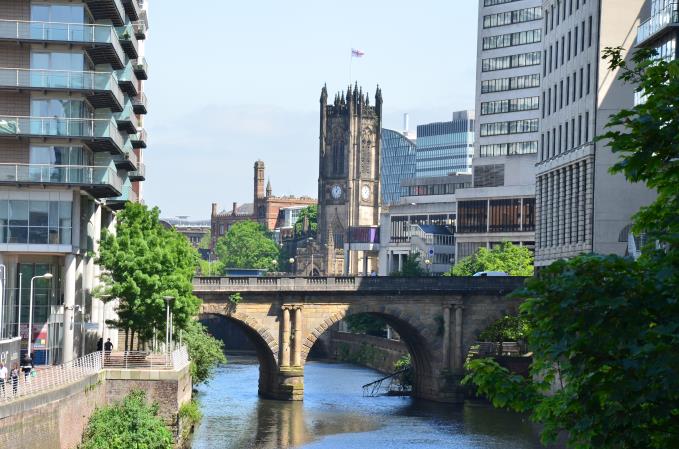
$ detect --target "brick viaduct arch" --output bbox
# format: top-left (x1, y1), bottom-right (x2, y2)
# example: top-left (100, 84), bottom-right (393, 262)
top-left (195, 276), bottom-right (526, 402)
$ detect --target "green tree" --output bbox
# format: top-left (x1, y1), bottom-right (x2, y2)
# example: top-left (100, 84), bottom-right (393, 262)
top-left (463, 48), bottom-right (679, 449)
top-left (344, 314), bottom-right (387, 337)
top-left (477, 315), bottom-right (530, 343)
top-left (183, 320), bottom-right (227, 384)
top-left (446, 242), bottom-right (533, 276)
top-left (97, 203), bottom-right (201, 348)
top-left (391, 252), bottom-right (426, 277)
top-left (197, 258), bottom-right (224, 276)
top-left (80, 390), bottom-right (173, 449)
top-left (214, 221), bottom-right (280, 271)
top-left (197, 230), bottom-right (211, 250)
top-left (293, 205), bottom-right (318, 235)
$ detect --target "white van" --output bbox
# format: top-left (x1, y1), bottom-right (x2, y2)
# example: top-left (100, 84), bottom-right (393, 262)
top-left (472, 271), bottom-right (509, 277)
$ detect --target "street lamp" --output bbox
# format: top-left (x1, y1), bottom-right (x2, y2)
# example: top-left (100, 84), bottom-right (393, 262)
top-left (424, 259), bottom-right (432, 275)
top-left (271, 259), bottom-right (278, 273)
top-left (163, 296), bottom-right (174, 354)
top-left (288, 258), bottom-right (295, 275)
top-left (27, 273), bottom-right (53, 357)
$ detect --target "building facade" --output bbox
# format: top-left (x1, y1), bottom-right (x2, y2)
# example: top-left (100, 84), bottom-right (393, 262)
top-left (306, 84), bottom-right (382, 276)
top-left (211, 160), bottom-right (316, 248)
top-left (0, 0), bottom-right (149, 363)
top-left (415, 111), bottom-right (475, 178)
top-left (454, 0), bottom-right (541, 261)
top-left (534, 0), bottom-right (656, 268)
top-left (380, 128), bottom-right (416, 206)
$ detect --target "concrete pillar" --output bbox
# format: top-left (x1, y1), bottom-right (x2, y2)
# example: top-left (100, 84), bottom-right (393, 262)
top-left (398, 254), bottom-right (403, 272)
top-left (62, 254), bottom-right (76, 363)
top-left (279, 307), bottom-right (291, 367)
top-left (442, 306), bottom-right (451, 370)
top-left (452, 305), bottom-right (463, 373)
top-left (292, 307), bottom-right (302, 366)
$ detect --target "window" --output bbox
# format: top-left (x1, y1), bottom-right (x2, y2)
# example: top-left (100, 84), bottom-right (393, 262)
top-left (546, 130), bottom-right (551, 158)
top-left (542, 91), bottom-right (546, 118)
top-left (489, 199), bottom-right (521, 232)
top-left (588, 16), bottom-right (593, 47)
top-left (561, 36), bottom-right (565, 65)
top-left (547, 88), bottom-right (551, 115)
top-left (568, 31), bottom-right (572, 60)
top-left (566, 76), bottom-right (570, 105)
top-left (483, 8), bottom-right (542, 28)
top-left (522, 198), bottom-right (536, 231)
top-left (579, 67), bottom-right (584, 98)
top-left (555, 40), bottom-right (559, 68)
top-left (572, 71), bottom-right (577, 102)
top-left (481, 52), bottom-right (541, 72)
top-left (458, 201), bottom-right (487, 233)
top-left (578, 114), bottom-right (582, 145)
top-left (565, 121), bottom-right (569, 149)
top-left (480, 119), bottom-right (539, 136)
top-left (31, 4), bottom-right (84, 22)
top-left (558, 125), bottom-right (562, 154)
top-left (480, 96), bottom-right (539, 115)
top-left (479, 141), bottom-right (538, 157)
top-left (581, 20), bottom-right (585, 52)
top-left (549, 46), bottom-right (553, 72)
top-left (574, 26), bottom-right (578, 56)
top-left (474, 165), bottom-right (505, 187)
top-left (0, 199), bottom-right (72, 244)
top-left (586, 63), bottom-right (591, 94)
top-left (482, 29), bottom-right (542, 50)
top-left (585, 111), bottom-right (589, 141)
top-left (559, 80), bottom-right (563, 109)
top-left (571, 118), bottom-right (575, 149)
top-left (540, 134), bottom-right (545, 160)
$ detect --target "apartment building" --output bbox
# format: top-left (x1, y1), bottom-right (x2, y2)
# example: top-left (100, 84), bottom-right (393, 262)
top-left (454, 0), bottom-right (541, 261)
top-left (0, 0), bottom-right (149, 364)
top-left (534, 0), bottom-right (655, 268)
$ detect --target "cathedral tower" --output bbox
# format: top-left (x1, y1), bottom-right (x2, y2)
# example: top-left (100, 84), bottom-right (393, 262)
top-left (316, 83), bottom-right (383, 275)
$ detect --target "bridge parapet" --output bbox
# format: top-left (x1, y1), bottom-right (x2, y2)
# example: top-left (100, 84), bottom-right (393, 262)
top-left (193, 275), bottom-right (528, 294)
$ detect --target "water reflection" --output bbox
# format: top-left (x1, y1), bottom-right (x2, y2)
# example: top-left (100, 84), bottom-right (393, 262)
top-left (191, 356), bottom-right (547, 449)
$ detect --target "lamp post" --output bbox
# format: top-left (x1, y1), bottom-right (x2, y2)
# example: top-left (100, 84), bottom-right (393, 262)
top-left (17, 273), bottom-right (22, 339)
top-left (28, 273), bottom-right (53, 357)
top-left (424, 259), bottom-right (432, 276)
top-left (271, 259), bottom-right (278, 274)
top-left (0, 264), bottom-right (6, 340)
top-left (163, 296), bottom-right (173, 354)
top-left (288, 257), bottom-right (295, 275)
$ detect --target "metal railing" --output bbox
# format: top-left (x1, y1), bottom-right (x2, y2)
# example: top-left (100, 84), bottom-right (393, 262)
top-left (638, 1), bottom-right (678, 44)
top-left (132, 92), bottom-right (148, 109)
top-left (0, 163), bottom-right (122, 190)
top-left (0, 350), bottom-right (101, 403)
top-left (130, 128), bottom-right (148, 146)
top-left (0, 116), bottom-right (124, 150)
top-left (103, 346), bottom-right (189, 370)
top-left (0, 19), bottom-right (122, 48)
top-left (133, 57), bottom-right (148, 77)
top-left (0, 68), bottom-right (123, 105)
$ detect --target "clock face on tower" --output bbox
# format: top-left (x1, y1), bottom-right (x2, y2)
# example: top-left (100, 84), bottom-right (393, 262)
top-left (361, 185), bottom-right (371, 201)
top-left (331, 184), bottom-right (342, 199)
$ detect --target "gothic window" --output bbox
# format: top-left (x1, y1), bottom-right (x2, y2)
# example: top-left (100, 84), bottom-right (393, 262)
top-left (332, 142), bottom-right (344, 175)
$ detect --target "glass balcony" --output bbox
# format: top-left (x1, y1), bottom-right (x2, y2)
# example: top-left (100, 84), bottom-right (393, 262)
top-left (133, 57), bottom-right (148, 80)
top-left (122, 0), bottom-right (142, 21)
top-left (130, 128), bottom-right (147, 148)
top-left (107, 181), bottom-right (138, 209)
top-left (0, 20), bottom-right (124, 69)
top-left (637, 1), bottom-right (679, 46)
top-left (133, 10), bottom-right (148, 40)
top-left (131, 92), bottom-right (148, 114)
top-left (129, 162), bottom-right (145, 181)
top-left (113, 144), bottom-right (138, 171)
top-left (83, 0), bottom-right (126, 27)
top-left (115, 63), bottom-right (139, 97)
top-left (115, 25), bottom-right (138, 60)
top-left (0, 163), bottom-right (122, 197)
top-left (0, 116), bottom-right (124, 154)
top-left (0, 68), bottom-right (124, 112)
top-left (114, 100), bottom-right (138, 134)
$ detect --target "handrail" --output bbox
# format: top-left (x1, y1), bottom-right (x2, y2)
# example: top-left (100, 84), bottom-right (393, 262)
top-left (638, 1), bottom-right (679, 44)
top-left (0, 19), bottom-right (119, 43)
top-left (0, 163), bottom-right (121, 190)
top-left (0, 115), bottom-right (123, 149)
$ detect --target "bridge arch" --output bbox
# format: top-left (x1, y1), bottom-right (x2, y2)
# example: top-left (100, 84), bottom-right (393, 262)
top-left (301, 305), bottom-right (436, 398)
top-left (200, 311), bottom-right (279, 397)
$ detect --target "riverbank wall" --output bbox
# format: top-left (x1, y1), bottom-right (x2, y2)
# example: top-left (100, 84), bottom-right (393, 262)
top-left (0, 365), bottom-right (191, 449)
top-left (325, 331), bottom-right (408, 374)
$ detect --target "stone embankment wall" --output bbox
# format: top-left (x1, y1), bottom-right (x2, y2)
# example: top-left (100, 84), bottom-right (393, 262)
top-left (0, 366), bottom-right (191, 449)
top-left (327, 331), bottom-right (408, 374)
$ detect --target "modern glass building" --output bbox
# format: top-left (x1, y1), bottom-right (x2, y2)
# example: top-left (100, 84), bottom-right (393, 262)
top-left (415, 111), bottom-right (475, 178)
top-left (380, 128), bottom-right (417, 205)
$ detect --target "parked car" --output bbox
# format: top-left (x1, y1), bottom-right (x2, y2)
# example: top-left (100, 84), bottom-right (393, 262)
top-left (472, 271), bottom-right (509, 277)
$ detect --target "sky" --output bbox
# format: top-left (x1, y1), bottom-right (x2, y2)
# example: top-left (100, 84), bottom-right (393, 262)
top-left (143, 0), bottom-right (479, 220)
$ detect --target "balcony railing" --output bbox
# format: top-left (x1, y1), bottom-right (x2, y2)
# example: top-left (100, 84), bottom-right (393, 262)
top-left (115, 24), bottom-right (138, 59)
top-left (637, 1), bottom-right (679, 45)
top-left (116, 63), bottom-right (139, 96)
top-left (133, 9), bottom-right (148, 39)
top-left (133, 57), bottom-right (148, 80)
top-left (0, 163), bottom-right (122, 197)
top-left (0, 116), bottom-right (124, 153)
top-left (0, 20), bottom-right (124, 69)
top-left (129, 162), bottom-right (146, 181)
top-left (131, 92), bottom-right (148, 114)
top-left (130, 128), bottom-right (148, 148)
top-left (83, 0), bottom-right (126, 27)
top-left (0, 68), bottom-right (123, 112)
top-left (114, 100), bottom-right (138, 134)
top-left (107, 181), bottom-right (138, 208)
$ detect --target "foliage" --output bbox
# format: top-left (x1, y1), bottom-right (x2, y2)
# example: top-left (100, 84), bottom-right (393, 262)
top-left (464, 254), bottom-right (679, 449)
top-left (228, 292), bottom-right (242, 304)
top-left (80, 390), bottom-right (173, 449)
top-left (197, 230), bottom-right (211, 250)
top-left (446, 242), bottom-right (533, 276)
top-left (197, 258), bottom-right (224, 276)
top-left (345, 314), bottom-right (386, 337)
top-left (293, 205), bottom-right (318, 235)
top-left (393, 354), bottom-right (413, 389)
top-left (390, 252), bottom-right (426, 277)
top-left (599, 47), bottom-right (679, 247)
top-left (183, 320), bottom-right (226, 384)
top-left (97, 203), bottom-right (201, 345)
top-left (477, 315), bottom-right (530, 343)
top-left (214, 220), bottom-right (280, 271)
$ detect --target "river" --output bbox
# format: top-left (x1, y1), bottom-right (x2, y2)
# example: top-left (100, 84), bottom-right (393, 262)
top-left (190, 355), bottom-right (546, 449)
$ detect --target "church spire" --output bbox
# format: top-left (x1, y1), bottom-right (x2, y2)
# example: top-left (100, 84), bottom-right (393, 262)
top-left (266, 179), bottom-right (272, 197)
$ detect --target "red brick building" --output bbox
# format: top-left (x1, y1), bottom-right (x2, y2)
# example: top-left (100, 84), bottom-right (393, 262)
top-left (211, 160), bottom-right (316, 248)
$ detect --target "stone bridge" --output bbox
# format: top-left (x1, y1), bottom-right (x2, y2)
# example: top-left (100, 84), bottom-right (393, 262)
top-left (193, 276), bottom-right (527, 403)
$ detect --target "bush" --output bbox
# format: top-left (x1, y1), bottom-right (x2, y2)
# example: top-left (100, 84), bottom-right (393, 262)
top-left (80, 390), bottom-right (173, 449)
top-left (183, 320), bottom-right (227, 384)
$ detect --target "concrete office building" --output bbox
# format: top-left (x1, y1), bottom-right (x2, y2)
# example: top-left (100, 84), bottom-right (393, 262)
top-left (0, 0), bottom-right (150, 364)
top-left (454, 0), bottom-right (542, 261)
top-left (534, 0), bottom-right (656, 268)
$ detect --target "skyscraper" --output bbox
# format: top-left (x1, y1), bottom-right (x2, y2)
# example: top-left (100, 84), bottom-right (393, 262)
top-left (454, 0), bottom-right (541, 261)
top-left (415, 111), bottom-right (475, 178)
top-left (534, 0), bottom-right (655, 268)
top-left (0, 0), bottom-right (149, 363)
top-left (380, 128), bottom-right (416, 206)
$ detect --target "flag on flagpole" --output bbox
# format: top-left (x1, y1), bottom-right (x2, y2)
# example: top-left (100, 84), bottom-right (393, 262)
top-left (351, 48), bottom-right (365, 58)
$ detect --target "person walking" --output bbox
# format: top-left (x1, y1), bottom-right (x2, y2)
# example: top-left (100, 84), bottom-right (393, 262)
top-left (20, 353), bottom-right (32, 381)
top-left (10, 363), bottom-right (19, 396)
top-left (0, 362), bottom-right (7, 397)
top-left (96, 337), bottom-right (103, 352)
